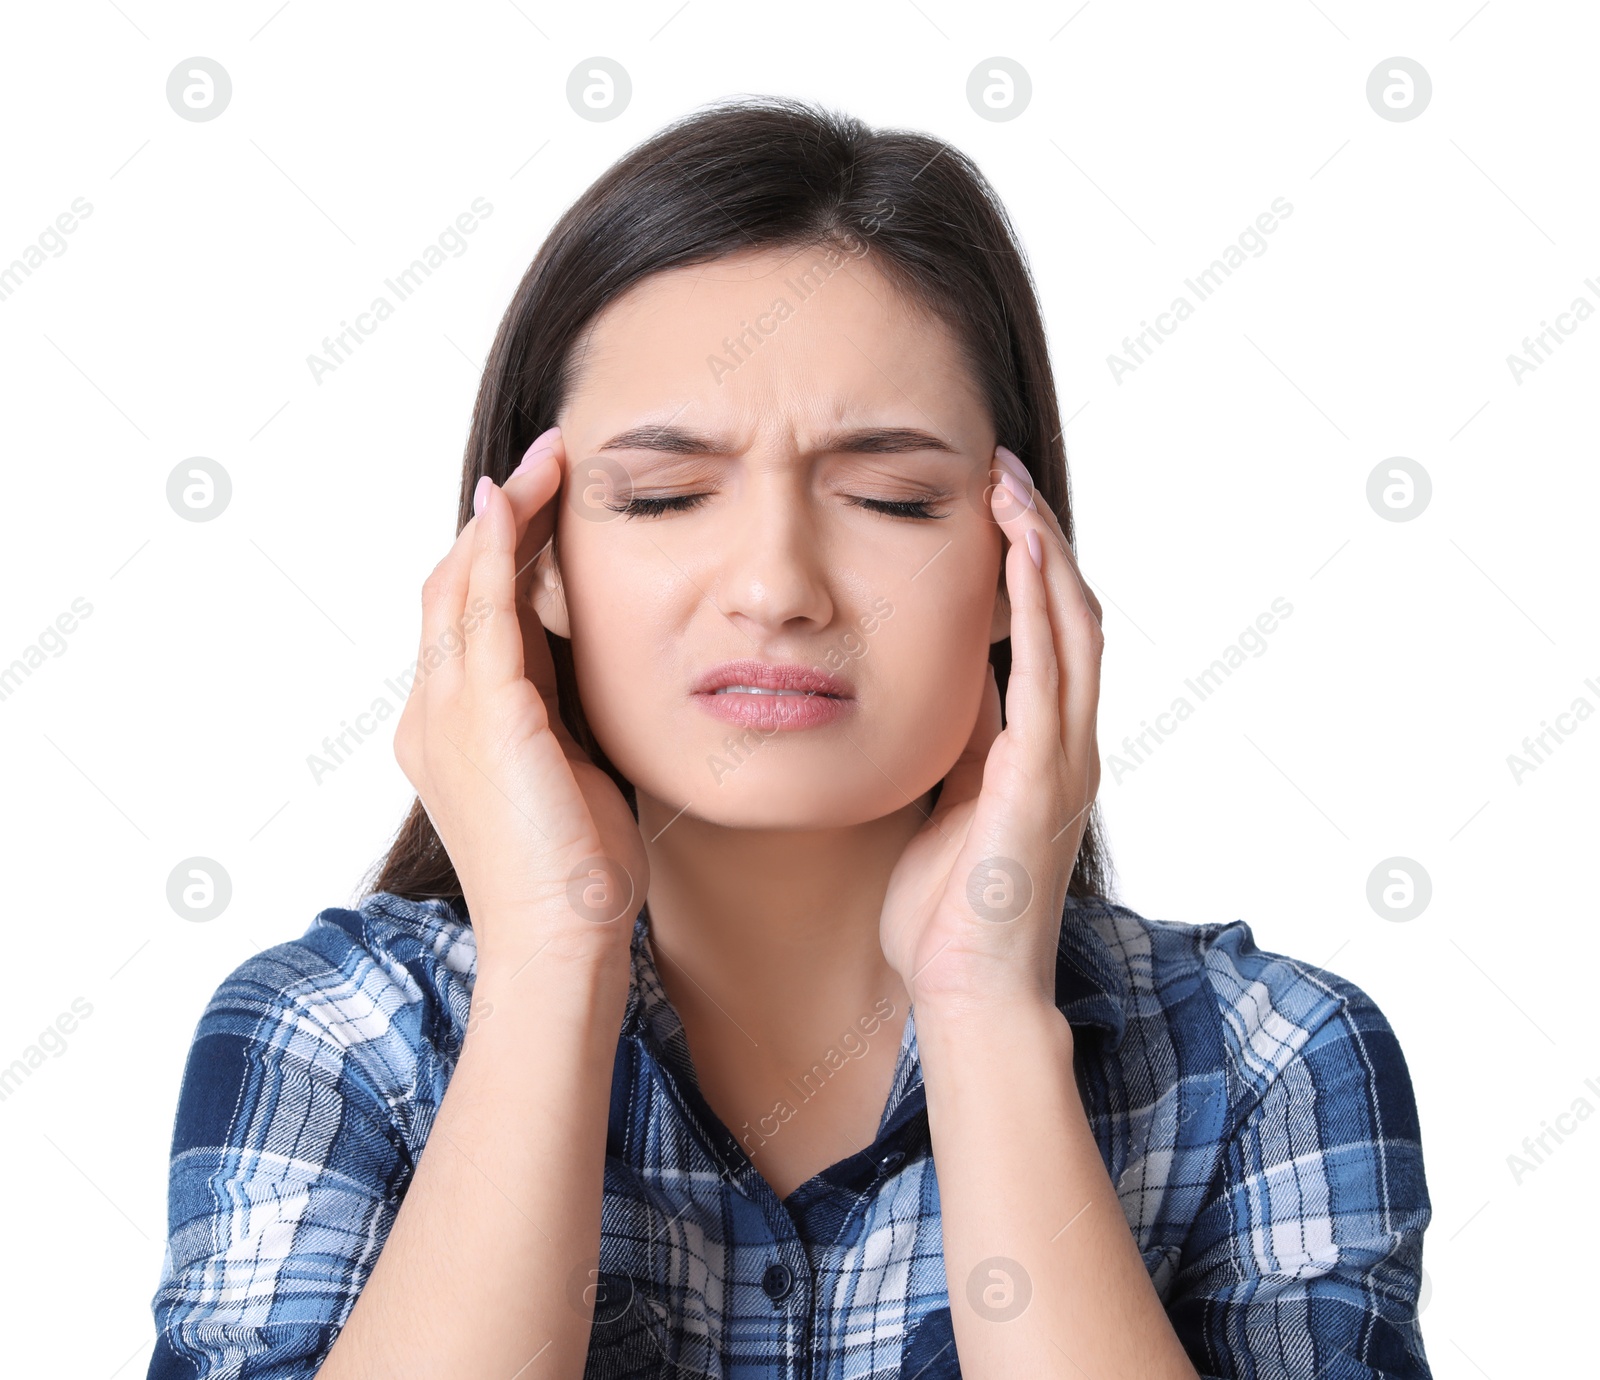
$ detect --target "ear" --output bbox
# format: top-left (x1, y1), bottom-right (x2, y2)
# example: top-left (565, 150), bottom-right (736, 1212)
top-left (530, 536), bottom-right (572, 639)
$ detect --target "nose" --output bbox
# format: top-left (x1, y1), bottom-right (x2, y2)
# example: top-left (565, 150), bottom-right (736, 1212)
top-left (708, 464), bottom-right (836, 636)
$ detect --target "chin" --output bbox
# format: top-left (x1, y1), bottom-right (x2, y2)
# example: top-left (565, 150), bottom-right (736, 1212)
top-left (628, 755), bottom-right (903, 828)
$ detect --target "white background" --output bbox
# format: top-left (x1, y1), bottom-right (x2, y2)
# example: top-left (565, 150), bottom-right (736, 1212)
top-left (1, 2), bottom-right (1593, 1375)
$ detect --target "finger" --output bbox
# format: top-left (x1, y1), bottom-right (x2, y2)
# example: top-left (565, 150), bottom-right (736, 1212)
top-left (402, 431), bottom-right (564, 765)
top-left (413, 500), bottom-right (485, 713)
top-left (990, 480), bottom-right (1061, 761)
top-left (992, 453), bottom-right (1103, 780)
top-left (463, 475), bottom-right (526, 690)
top-left (503, 426), bottom-right (565, 607)
top-left (1030, 497), bottom-right (1102, 631)
top-left (1056, 539), bottom-right (1102, 630)
top-left (500, 429), bottom-right (583, 755)
top-left (997, 446), bottom-right (1102, 633)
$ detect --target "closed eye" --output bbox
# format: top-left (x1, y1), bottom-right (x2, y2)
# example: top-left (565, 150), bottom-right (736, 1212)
top-left (606, 494), bottom-right (948, 521)
top-left (847, 496), bottom-right (947, 521)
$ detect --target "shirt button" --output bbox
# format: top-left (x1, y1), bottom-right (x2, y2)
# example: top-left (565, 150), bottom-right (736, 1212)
top-left (761, 1261), bottom-right (795, 1303)
top-left (880, 1151), bottom-right (905, 1172)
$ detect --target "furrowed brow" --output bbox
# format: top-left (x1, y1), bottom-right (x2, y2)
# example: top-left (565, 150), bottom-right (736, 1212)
top-left (596, 425), bottom-right (960, 456)
top-left (829, 427), bottom-right (960, 455)
top-left (597, 424), bottom-right (718, 455)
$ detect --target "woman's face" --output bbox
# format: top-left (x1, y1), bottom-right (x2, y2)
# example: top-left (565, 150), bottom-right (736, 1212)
top-left (536, 243), bottom-right (1010, 829)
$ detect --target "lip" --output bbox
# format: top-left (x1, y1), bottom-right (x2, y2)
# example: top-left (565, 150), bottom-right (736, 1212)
top-left (691, 659), bottom-right (856, 732)
top-left (691, 660), bottom-right (854, 698)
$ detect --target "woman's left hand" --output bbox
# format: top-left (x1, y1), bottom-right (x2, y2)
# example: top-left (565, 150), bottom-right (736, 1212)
top-left (879, 444), bottom-right (1105, 1016)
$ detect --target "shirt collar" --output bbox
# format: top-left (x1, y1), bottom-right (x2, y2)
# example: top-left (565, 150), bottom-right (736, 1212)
top-left (1055, 894), bottom-right (1131, 1049)
top-left (620, 905), bottom-right (698, 1084)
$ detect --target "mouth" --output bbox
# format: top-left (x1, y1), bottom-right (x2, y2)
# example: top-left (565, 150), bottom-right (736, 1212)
top-left (691, 659), bottom-right (856, 731)
top-left (711, 685), bottom-right (844, 699)
top-left (691, 659), bottom-right (854, 699)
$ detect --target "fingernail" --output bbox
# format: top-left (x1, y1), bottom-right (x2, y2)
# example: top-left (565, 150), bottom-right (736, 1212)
top-left (997, 466), bottom-right (1032, 509)
top-left (474, 474), bottom-right (492, 517)
top-left (1026, 529), bottom-right (1043, 569)
top-left (994, 445), bottom-right (1032, 492)
top-left (512, 425), bottom-right (561, 479)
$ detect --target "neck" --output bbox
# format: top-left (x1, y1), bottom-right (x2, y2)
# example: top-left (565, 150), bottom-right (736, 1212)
top-left (633, 788), bottom-right (933, 1055)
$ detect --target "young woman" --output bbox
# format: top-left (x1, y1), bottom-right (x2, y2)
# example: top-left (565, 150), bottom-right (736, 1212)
top-left (146, 97), bottom-right (1433, 1380)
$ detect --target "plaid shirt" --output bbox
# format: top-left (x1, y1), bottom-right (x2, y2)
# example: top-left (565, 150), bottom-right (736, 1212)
top-left (145, 890), bottom-right (1433, 1379)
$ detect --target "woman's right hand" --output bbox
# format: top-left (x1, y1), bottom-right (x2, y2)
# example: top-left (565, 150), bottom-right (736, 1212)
top-left (393, 426), bottom-right (649, 977)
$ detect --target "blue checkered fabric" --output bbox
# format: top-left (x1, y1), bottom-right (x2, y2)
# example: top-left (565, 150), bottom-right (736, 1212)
top-left (145, 890), bottom-right (1433, 1378)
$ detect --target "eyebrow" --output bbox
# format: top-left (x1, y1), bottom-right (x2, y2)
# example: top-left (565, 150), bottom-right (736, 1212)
top-left (595, 424), bottom-right (960, 457)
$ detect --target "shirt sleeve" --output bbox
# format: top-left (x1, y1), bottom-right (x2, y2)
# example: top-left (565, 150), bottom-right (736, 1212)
top-left (145, 942), bottom-right (416, 1380)
top-left (1164, 968), bottom-right (1434, 1380)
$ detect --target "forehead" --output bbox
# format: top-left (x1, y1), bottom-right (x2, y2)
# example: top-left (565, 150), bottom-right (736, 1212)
top-left (561, 245), bottom-right (986, 435)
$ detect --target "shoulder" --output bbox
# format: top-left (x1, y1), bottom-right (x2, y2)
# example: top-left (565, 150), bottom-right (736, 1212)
top-left (185, 891), bottom-right (479, 1149)
top-left (1059, 896), bottom-right (1431, 1312)
top-left (150, 893), bottom-right (479, 1372)
top-left (1062, 894), bottom-right (1421, 1133)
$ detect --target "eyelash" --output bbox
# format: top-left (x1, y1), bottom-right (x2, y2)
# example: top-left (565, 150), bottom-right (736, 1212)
top-left (606, 494), bottom-right (947, 521)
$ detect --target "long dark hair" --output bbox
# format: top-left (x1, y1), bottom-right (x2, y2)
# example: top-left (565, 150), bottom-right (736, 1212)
top-left (360, 94), bottom-right (1115, 909)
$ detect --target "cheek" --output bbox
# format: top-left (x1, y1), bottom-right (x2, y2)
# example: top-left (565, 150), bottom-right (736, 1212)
top-left (558, 541), bottom-right (656, 712)
top-left (867, 595), bottom-right (992, 752)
